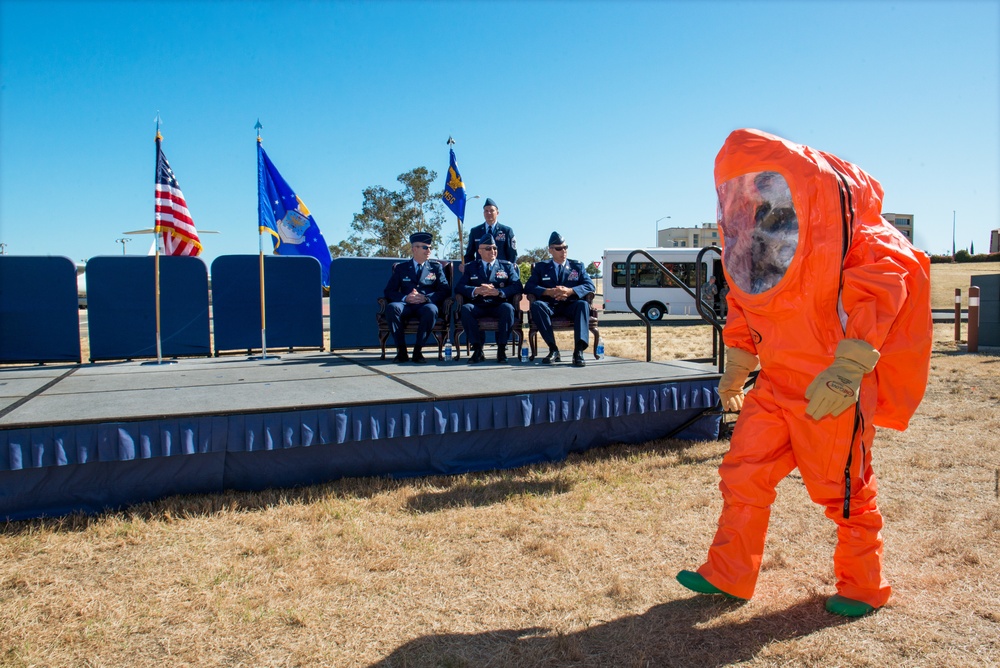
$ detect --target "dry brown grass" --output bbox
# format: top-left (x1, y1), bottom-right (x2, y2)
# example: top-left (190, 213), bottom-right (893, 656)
top-left (928, 261), bottom-right (998, 309)
top-left (3, 323), bottom-right (998, 667)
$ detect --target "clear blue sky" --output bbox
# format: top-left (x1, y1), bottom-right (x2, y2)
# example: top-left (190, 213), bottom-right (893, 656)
top-left (1, 0), bottom-right (998, 269)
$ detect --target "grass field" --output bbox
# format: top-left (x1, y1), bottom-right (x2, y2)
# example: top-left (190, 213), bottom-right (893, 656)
top-left (3, 264), bottom-right (999, 667)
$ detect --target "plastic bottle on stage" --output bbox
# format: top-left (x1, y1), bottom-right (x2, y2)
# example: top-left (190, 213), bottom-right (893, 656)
top-left (595, 341), bottom-right (605, 359)
top-left (521, 343), bottom-right (529, 363)
top-left (444, 342), bottom-right (453, 362)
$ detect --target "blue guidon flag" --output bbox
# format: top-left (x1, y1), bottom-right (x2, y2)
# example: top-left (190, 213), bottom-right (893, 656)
top-left (257, 140), bottom-right (333, 288)
top-left (442, 148), bottom-right (467, 222)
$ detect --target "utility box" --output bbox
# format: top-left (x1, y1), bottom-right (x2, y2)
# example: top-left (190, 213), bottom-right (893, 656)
top-left (971, 274), bottom-right (1000, 347)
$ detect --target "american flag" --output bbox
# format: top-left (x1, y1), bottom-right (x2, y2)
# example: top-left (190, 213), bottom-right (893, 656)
top-left (155, 132), bottom-right (201, 256)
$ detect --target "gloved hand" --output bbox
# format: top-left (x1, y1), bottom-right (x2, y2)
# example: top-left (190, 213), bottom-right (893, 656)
top-left (805, 339), bottom-right (880, 419)
top-left (718, 346), bottom-right (759, 412)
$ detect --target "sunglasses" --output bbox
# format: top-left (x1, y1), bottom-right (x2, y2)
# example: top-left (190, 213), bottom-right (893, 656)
top-left (413, 244), bottom-right (432, 250)
top-left (480, 245), bottom-right (498, 250)
top-left (551, 245), bottom-right (568, 251)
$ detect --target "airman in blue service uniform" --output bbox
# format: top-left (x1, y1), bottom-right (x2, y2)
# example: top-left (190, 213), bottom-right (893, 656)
top-left (456, 231), bottom-right (523, 364)
top-left (383, 232), bottom-right (450, 363)
top-left (525, 231), bottom-right (595, 367)
top-left (463, 197), bottom-right (518, 264)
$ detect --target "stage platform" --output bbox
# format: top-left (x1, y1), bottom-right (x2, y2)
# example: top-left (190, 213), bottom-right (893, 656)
top-left (0, 351), bottom-right (722, 521)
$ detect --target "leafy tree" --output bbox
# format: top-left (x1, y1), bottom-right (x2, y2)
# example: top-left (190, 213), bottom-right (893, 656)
top-left (585, 261), bottom-right (601, 278)
top-left (517, 247), bottom-right (550, 265)
top-left (330, 167), bottom-right (447, 258)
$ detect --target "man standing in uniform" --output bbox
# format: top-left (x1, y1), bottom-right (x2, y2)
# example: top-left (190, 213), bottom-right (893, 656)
top-left (456, 232), bottom-right (523, 364)
top-left (383, 232), bottom-right (450, 363)
top-left (525, 231), bottom-right (595, 367)
top-left (463, 198), bottom-right (517, 265)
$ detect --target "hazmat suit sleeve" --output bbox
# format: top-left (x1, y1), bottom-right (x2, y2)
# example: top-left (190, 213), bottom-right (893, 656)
top-left (721, 295), bottom-right (758, 357)
top-left (839, 229), bottom-right (910, 351)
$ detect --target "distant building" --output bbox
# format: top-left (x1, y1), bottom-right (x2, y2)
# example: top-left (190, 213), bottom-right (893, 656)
top-left (657, 222), bottom-right (720, 248)
top-left (882, 212), bottom-right (914, 242)
top-left (991, 229), bottom-right (1000, 254)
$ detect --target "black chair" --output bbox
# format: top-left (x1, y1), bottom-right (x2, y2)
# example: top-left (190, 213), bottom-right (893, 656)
top-left (376, 262), bottom-right (455, 360)
top-left (453, 292), bottom-right (524, 357)
top-left (525, 292), bottom-right (601, 360)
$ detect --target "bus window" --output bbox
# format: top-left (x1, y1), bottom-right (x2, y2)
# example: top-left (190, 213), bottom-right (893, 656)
top-left (612, 261), bottom-right (701, 289)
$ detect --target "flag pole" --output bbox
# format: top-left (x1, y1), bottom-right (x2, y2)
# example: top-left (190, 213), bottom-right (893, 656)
top-left (154, 114), bottom-right (164, 364)
top-left (255, 120), bottom-right (271, 360)
top-left (144, 113), bottom-right (176, 366)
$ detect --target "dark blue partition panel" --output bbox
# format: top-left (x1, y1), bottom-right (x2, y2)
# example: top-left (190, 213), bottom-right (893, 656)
top-left (0, 256), bottom-right (81, 363)
top-left (86, 256), bottom-right (211, 361)
top-left (329, 257), bottom-right (400, 349)
top-left (211, 255), bottom-right (324, 353)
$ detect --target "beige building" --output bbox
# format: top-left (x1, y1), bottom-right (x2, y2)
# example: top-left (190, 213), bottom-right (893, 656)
top-left (657, 222), bottom-right (720, 248)
top-left (882, 212), bottom-right (914, 242)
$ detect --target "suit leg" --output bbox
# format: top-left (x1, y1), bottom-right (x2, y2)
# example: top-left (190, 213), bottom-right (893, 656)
top-left (570, 300), bottom-right (590, 349)
top-left (496, 303), bottom-right (516, 347)
top-left (415, 303), bottom-right (438, 349)
top-left (460, 303), bottom-right (481, 346)
top-left (385, 302), bottom-right (408, 348)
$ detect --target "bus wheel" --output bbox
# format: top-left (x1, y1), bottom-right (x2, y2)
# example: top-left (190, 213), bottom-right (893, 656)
top-left (642, 302), bottom-right (665, 321)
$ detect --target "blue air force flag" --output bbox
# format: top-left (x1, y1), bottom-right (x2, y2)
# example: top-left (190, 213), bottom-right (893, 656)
top-left (442, 148), bottom-right (467, 222)
top-left (257, 141), bottom-right (332, 288)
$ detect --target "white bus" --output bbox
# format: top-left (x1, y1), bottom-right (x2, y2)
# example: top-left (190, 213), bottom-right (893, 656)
top-left (601, 248), bottom-right (724, 320)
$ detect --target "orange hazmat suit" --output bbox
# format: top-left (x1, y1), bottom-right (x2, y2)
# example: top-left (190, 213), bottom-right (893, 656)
top-left (693, 129), bottom-right (931, 610)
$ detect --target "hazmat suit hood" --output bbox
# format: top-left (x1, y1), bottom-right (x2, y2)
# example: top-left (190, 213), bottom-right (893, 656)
top-left (714, 129), bottom-right (931, 430)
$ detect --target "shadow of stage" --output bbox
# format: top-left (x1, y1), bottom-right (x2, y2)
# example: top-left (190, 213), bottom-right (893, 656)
top-left (367, 597), bottom-right (853, 668)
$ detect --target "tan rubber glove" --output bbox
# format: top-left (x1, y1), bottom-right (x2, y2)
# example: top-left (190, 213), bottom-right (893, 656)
top-left (805, 339), bottom-right (880, 419)
top-left (718, 346), bottom-right (759, 412)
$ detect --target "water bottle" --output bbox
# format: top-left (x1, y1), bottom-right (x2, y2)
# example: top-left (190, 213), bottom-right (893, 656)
top-left (520, 343), bottom-right (529, 363)
top-left (444, 342), bottom-right (453, 361)
top-left (595, 341), bottom-right (605, 359)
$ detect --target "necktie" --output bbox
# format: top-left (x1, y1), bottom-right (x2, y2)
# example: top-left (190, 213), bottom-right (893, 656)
top-left (485, 262), bottom-right (492, 276)
top-left (416, 263), bottom-right (422, 274)
top-left (556, 263), bottom-right (563, 282)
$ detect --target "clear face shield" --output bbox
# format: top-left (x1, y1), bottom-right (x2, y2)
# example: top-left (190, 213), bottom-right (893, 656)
top-left (716, 171), bottom-right (799, 294)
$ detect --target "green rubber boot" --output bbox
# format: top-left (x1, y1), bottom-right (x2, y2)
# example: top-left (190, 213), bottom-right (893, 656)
top-left (675, 570), bottom-right (746, 600)
top-left (826, 594), bottom-right (876, 617)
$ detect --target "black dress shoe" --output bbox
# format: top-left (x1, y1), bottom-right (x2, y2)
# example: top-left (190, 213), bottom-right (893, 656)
top-left (412, 350), bottom-right (427, 364)
top-left (392, 350), bottom-right (410, 363)
top-left (542, 349), bottom-right (561, 365)
top-left (469, 349), bottom-right (486, 364)
top-left (497, 350), bottom-right (508, 364)
top-left (572, 351), bottom-right (586, 367)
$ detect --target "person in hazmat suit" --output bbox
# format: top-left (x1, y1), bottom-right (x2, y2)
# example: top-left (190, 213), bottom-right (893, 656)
top-left (677, 129), bottom-right (932, 617)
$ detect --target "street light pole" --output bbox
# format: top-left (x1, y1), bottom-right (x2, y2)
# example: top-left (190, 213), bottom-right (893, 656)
top-left (116, 237), bottom-right (132, 255)
top-left (654, 216), bottom-right (671, 247)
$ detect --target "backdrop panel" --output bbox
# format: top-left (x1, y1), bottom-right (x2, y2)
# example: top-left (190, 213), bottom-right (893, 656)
top-left (211, 255), bottom-right (324, 353)
top-left (86, 256), bottom-right (211, 361)
top-left (329, 257), bottom-right (462, 350)
top-left (329, 257), bottom-right (400, 349)
top-left (0, 256), bottom-right (81, 364)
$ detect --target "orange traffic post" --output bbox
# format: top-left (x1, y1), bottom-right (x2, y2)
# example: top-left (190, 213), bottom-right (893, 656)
top-left (968, 286), bottom-right (980, 353)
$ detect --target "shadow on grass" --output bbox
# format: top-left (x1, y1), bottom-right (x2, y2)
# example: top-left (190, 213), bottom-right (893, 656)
top-left (406, 478), bottom-right (573, 513)
top-left (367, 596), bottom-right (853, 668)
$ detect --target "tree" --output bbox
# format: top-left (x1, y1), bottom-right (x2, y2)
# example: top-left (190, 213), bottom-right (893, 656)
top-left (330, 167), bottom-right (447, 258)
top-left (517, 247), bottom-right (550, 265)
top-left (585, 261), bottom-right (601, 278)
